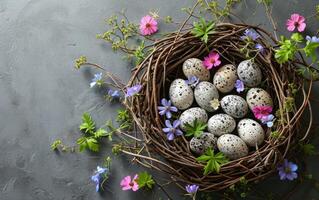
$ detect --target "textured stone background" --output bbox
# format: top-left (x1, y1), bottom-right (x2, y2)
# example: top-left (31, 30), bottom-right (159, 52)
top-left (0, 0), bottom-right (318, 199)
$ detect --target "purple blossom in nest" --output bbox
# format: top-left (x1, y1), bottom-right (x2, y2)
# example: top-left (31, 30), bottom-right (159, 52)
top-left (108, 89), bottom-right (120, 98)
top-left (91, 166), bottom-right (108, 192)
top-left (162, 120), bottom-right (183, 141)
top-left (235, 79), bottom-right (244, 93)
top-left (185, 75), bottom-right (199, 88)
top-left (255, 43), bottom-right (265, 54)
top-left (277, 159), bottom-right (298, 181)
top-left (261, 114), bottom-right (275, 128)
top-left (125, 84), bottom-right (142, 97)
top-left (158, 98), bottom-right (178, 119)
top-left (186, 184), bottom-right (199, 194)
top-left (306, 35), bottom-right (319, 43)
top-left (90, 73), bottom-right (103, 88)
top-left (240, 28), bottom-right (260, 41)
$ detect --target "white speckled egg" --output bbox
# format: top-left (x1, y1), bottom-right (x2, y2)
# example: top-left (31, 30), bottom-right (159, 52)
top-left (246, 88), bottom-right (273, 110)
top-left (208, 114), bottom-right (236, 136)
top-left (238, 119), bottom-right (265, 147)
top-left (213, 64), bottom-right (238, 93)
top-left (217, 134), bottom-right (249, 160)
top-left (183, 58), bottom-right (210, 81)
top-left (220, 95), bottom-right (248, 118)
top-left (179, 107), bottom-right (208, 131)
top-left (190, 132), bottom-right (217, 155)
top-left (237, 60), bottom-right (262, 87)
top-left (169, 79), bottom-right (194, 110)
top-left (194, 81), bottom-right (219, 112)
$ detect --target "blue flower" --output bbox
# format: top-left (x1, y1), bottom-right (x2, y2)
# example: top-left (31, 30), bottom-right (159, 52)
top-left (277, 159), bottom-right (298, 181)
top-left (240, 28), bottom-right (260, 41)
top-left (261, 114), bottom-right (275, 128)
top-left (185, 75), bottom-right (199, 88)
top-left (158, 98), bottom-right (178, 119)
top-left (90, 73), bottom-right (103, 88)
top-left (91, 166), bottom-right (108, 192)
top-left (306, 35), bottom-right (319, 43)
top-left (108, 89), bottom-right (120, 98)
top-left (186, 184), bottom-right (199, 194)
top-left (162, 120), bottom-right (183, 141)
top-left (235, 79), bottom-right (244, 93)
top-left (125, 84), bottom-right (142, 97)
top-left (255, 43), bottom-right (265, 54)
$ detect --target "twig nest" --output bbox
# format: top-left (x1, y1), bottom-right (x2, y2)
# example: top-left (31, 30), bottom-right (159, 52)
top-left (217, 134), bottom-right (249, 160)
top-left (207, 114), bottom-right (236, 136)
top-left (194, 81), bottom-right (219, 112)
top-left (237, 119), bottom-right (265, 147)
top-left (169, 79), bottom-right (194, 110)
top-left (182, 58), bottom-right (210, 81)
top-left (213, 64), bottom-right (238, 93)
top-left (190, 132), bottom-right (217, 154)
top-left (237, 59), bottom-right (262, 87)
top-left (179, 107), bottom-right (208, 131)
top-left (220, 95), bottom-right (248, 118)
top-left (246, 88), bottom-right (273, 110)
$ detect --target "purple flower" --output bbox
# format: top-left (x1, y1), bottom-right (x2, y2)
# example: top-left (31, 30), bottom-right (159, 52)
top-left (261, 114), bottom-right (275, 128)
top-left (186, 184), bottom-right (199, 194)
top-left (90, 73), bottom-right (103, 88)
top-left (235, 79), bottom-right (244, 93)
top-left (255, 43), bottom-right (265, 54)
top-left (125, 84), bottom-right (142, 97)
top-left (108, 89), bottom-right (120, 98)
top-left (306, 35), bottom-right (319, 43)
top-left (91, 166), bottom-right (108, 192)
top-left (162, 120), bottom-right (183, 140)
top-left (240, 28), bottom-right (260, 41)
top-left (277, 159), bottom-right (298, 181)
top-left (185, 75), bottom-right (199, 88)
top-left (158, 98), bottom-right (178, 119)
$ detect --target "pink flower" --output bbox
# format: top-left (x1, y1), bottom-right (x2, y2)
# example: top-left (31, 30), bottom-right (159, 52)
top-left (286, 13), bottom-right (306, 32)
top-left (252, 106), bottom-right (273, 120)
top-left (120, 174), bottom-right (139, 191)
top-left (202, 51), bottom-right (221, 69)
top-left (139, 15), bottom-right (158, 36)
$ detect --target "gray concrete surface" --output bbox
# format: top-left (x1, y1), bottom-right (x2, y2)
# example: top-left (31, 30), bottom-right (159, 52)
top-left (0, 0), bottom-right (318, 199)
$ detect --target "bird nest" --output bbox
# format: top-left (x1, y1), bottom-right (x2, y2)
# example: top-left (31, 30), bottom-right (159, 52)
top-left (121, 23), bottom-right (313, 191)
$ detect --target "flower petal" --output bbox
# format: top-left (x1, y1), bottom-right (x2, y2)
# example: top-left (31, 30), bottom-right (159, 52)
top-left (297, 23), bottom-right (306, 32)
top-left (167, 133), bottom-right (175, 140)
top-left (165, 120), bottom-right (172, 128)
top-left (173, 120), bottom-right (181, 128)
top-left (120, 176), bottom-right (131, 187)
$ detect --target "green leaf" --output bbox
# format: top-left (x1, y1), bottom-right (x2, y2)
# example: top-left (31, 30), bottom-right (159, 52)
top-left (75, 56), bottom-right (87, 69)
top-left (77, 137), bottom-right (88, 152)
top-left (76, 137), bottom-right (99, 152)
top-left (191, 17), bottom-right (215, 44)
top-left (196, 148), bottom-right (228, 175)
top-left (87, 138), bottom-right (99, 152)
top-left (303, 41), bottom-right (319, 62)
top-left (50, 139), bottom-right (62, 151)
top-left (291, 33), bottom-right (303, 43)
top-left (136, 172), bottom-right (155, 189)
top-left (184, 118), bottom-right (207, 138)
top-left (79, 112), bottom-right (95, 134)
top-left (94, 128), bottom-right (107, 138)
top-left (275, 38), bottom-right (298, 64)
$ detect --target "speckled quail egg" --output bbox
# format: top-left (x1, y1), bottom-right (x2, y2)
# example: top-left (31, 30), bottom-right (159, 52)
top-left (220, 95), bottom-right (248, 118)
top-left (169, 79), bottom-right (194, 110)
top-left (237, 59), bottom-right (262, 87)
top-left (179, 107), bottom-right (208, 131)
top-left (208, 114), bottom-right (236, 136)
top-left (190, 132), bottom-right (217, 155)
top-left (217, 134), bottom-right (249, 160)
top-left (246, 88), bottom-right (273, 110)
top-left (194, 81), bottom-right (219, 112)
top-left (183, 58), bottom-right (210, 81)
top-left (238, 119), bottom-right (265, 147)
top-left (213, 64), bottom-right (238, 93)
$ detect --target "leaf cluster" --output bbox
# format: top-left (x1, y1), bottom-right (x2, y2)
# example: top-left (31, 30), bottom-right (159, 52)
top-left (196, 148), bottom-right (229, 175)
top-left (184, 118), bottom-right (207, 138)
top-left (136, 172), bottom-right (155, 189)
top-left (191, 17), bottom-right (215, 44)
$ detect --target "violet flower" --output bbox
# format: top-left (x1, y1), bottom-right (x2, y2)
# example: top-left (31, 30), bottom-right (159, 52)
top-left (108, 89), bottom-right (120, 98)
top-left (185, 75), bottom-right (199, 88)
top-left (158, 98), bottom-right (178, 119)
top-left (255, 43), bottom-right (265, 54)
top-left (261, 114), bottom-right (275, 128)
top-left (235, 79), bottom-right (244, 93)
top-left (91, 166), bottom-right (108, 192)
top-left (306, 35), bottom-right (319, 43)
top-left (277, 159), bottom-right (298, 181)
top-left (186, 184), bottom-right (199, 194)
top-left (125, 84), bottom-right (142, 97)
top-left (240, 28), bottom-right (260, 41)
top-left (90, 73), bottom-right (103, 88)
top-left (162, 120), bottom-right (183, 140)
